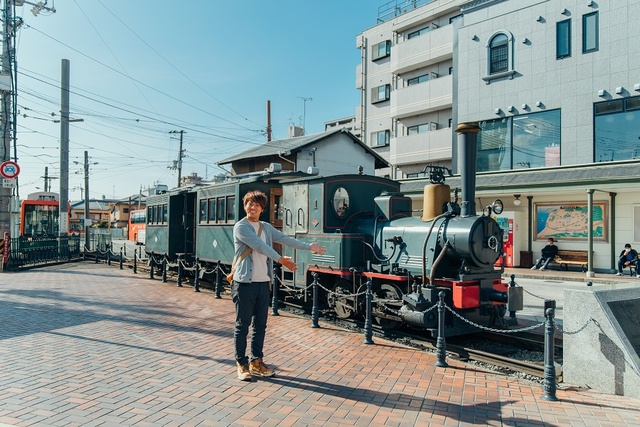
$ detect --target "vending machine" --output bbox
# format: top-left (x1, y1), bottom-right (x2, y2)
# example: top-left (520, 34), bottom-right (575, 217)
top-left (494, 215), bottom-right (514, 267)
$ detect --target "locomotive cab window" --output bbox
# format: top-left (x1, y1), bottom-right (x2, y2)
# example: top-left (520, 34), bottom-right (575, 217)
top-left (332, 186), bottom-right (350, 218)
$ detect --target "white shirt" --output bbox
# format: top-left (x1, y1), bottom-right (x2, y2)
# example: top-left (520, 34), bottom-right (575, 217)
top-left (249, 221), bottom-right (270, 282)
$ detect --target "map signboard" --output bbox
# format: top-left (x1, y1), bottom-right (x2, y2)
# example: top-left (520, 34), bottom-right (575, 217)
top-left (534, 202), bottom-right (607, 241)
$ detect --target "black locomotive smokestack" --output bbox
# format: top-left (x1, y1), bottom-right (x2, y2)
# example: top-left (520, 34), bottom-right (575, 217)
top-left (455, 122), bottom-right (481, 217)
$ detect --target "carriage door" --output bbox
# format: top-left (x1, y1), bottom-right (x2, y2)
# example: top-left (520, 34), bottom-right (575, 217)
top-left (283, 183), bottom-right (308, 286)
top-left (269, 188), bottom-right (283, 253)
top-left (283, 183), bottom-right (308, 236)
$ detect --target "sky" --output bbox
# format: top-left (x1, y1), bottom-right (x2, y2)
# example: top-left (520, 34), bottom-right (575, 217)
top-left (13, 0), bottom-right (381, 202)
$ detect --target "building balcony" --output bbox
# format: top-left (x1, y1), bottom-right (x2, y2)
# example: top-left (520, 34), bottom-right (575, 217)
top-left (389, 127), bottom-right (452, 166)
top-left (390, 24), bottom-right (453, 75)
top-left (390, 74), bottom-right (452, 119)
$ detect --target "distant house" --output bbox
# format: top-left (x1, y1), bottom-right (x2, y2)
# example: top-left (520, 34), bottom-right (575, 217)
top-left (110, 194), bottom-right (147, 236)
top-left (217, 128), bottom-right (388, 176)
top-left (69, 199), bottom-right (112, 233)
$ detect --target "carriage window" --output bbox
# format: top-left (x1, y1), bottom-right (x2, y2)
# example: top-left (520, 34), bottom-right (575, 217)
top-left (217, 198), bottom-right (226, 222)
top-left (199, 200), bottom-right (207, 223)
top-left (208, 198), bottom-right (216, 223)
top-left (332, 186), bottom-right (350, 219)
top-left (227, 196), bottom-right (236, 222)
top-left (162, 204), bottom-right (168, 224)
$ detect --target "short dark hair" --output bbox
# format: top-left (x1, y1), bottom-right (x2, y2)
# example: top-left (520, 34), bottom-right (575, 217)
top-left (625, 243), bottom-right (632, 249)
top-left (243, 190), bottom-right (267, 210)
top-left (548, 238), bottom-right (554, 243)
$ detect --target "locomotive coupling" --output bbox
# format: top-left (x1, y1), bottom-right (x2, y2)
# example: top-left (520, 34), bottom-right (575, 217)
top-left (481, 288), bottom-right (509, 303)
top-left (397, 305), bottom-right (437, 329)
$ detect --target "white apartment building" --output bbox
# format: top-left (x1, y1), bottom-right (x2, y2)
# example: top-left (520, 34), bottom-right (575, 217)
top-left (355, 0), bottom-right (463, 179)
top-left (355, 0), bottom-right (640, 273)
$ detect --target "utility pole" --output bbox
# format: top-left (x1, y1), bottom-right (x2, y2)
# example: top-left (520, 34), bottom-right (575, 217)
top-left (59, 59), bottom-right (70, 257)
top-left (169, 130), bottom-right (185, 187)
top-left (83, 150), bottom-right (90, 251)
top-left (0, 0), bottom-right (15, 236)
top-left (266, 100), bottom-right (272, 142)
top-left (1, 1), bottom-right (56, 237)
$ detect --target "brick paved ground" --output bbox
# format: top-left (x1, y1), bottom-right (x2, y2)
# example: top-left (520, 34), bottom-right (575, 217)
top-left (0, 262), bottom-right (639, 426)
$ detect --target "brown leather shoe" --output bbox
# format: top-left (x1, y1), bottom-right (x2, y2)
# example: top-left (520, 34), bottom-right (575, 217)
top-left (249, 358), bottom-right (275, 377)
top-left (237, 362), bottom-right (252, 381)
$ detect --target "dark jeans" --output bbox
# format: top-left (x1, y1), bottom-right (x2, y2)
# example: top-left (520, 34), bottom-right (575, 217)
top-left (534, 256), bottom-right (553, 269)
top-left (617, 259), bottom-right (639, 274)
top-left (232, 281), bottom-right (270, 365)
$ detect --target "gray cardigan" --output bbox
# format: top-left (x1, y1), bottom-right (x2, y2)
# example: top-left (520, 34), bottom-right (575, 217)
top-left (232, 217), bottom-right (312, 283)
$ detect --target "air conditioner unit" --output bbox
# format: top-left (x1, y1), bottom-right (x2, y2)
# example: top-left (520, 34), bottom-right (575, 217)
top-left (430, 23), bottom-right (439, 30)
top-left (429, 122), bottom-right (438, 131)
top-left (430, 72), bottom-right (439, 79)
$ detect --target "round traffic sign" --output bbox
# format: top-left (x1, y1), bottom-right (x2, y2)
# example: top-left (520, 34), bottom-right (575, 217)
top-left (0, 161), bottom-right (20, 179)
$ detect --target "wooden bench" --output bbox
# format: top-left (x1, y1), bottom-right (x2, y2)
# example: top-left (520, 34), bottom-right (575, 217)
top-left (550, 250), bottom-right (589, 272)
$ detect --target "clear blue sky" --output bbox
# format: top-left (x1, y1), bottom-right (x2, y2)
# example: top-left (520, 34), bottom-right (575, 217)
top-left (15, 0), bottom-right (380, 201)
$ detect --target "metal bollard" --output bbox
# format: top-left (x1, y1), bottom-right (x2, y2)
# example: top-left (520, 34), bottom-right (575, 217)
top-left (95, 250), bottom-right (99, 263)
top-left (541, 306), bottom-right (559, 401)
top-left (363, 279), bottom-right (374, 344)
top-left (119, 248), bottom-right (123, 270)
top-left (133, 251), bottom-right (137, 274)
top-left (149, 252), bottom-right (155, 280)
top-left (194, 258), bottom-right (200, 292)
top-left (435, 291), bottom-right (449, 367)
top-left (177, 256), bottom-right (183, 287)
top-left (107, 247), bottom-right (111, 266)
top-left (509, 274), bottom-right (517, 320)
top-left (162, 258), bottom-right (167, 283)
top-left (271, 266), bottom-right (280, 316)
top-left (215, 261), bottom-right (222, 299)
top-left (311, 273), bottom-right (320, 328)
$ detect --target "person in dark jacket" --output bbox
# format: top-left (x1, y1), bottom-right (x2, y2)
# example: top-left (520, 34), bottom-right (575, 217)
top-left (531, 238), bottom-right (558, 271)
top-left (615, 243), bottom-right (639, 277)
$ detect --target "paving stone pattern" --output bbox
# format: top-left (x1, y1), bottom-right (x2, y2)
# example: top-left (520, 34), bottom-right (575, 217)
top-left (0, 262), bottom-right (639, 426)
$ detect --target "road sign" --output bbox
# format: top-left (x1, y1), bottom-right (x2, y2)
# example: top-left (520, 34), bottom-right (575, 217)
top-left (0, 161), bottom-right (20, 179)
top-left (2, 178), bottom-right (16, 188)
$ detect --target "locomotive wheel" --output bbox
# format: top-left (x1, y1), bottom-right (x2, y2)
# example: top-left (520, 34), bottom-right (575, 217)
top-left (374, 283), bottom-right (403, 330)
top-left (328, 279), bottom-right (355, 319)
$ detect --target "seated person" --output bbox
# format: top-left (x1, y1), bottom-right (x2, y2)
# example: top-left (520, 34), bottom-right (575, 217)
top-left (531, 238), bottom-right (558, 271)
top-left (615, 243), bottom-right (639, 277)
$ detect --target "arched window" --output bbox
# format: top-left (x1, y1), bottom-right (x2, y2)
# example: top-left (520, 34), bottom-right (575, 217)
top-left (483, 31), bottom-right (515, 84)
top-left (489, 33), bottom-right (509, 74)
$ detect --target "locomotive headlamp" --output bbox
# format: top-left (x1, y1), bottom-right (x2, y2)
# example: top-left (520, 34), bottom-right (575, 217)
top-left (492, 199), bottom-right (504, 214)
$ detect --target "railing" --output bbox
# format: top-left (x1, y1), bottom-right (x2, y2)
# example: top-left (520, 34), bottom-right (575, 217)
top-left (4, 235), bottom-right (83, 271)
top-left (377, 0), bottom-right (434, 23)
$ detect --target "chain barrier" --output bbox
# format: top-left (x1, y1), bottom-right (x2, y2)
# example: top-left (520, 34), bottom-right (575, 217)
top-left (444, 303), bottom-right (545, 333)
top-left (561, 317), bottom-right (596, 335)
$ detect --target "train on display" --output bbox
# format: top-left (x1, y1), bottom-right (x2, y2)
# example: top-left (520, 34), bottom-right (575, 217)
top-left (145, 125), bottom-right (523, 336)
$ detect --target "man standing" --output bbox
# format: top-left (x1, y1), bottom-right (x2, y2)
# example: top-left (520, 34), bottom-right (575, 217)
top-left (615, 243), bottom-right (639, 277)
top-left (232, 190), bottom-right (325, 381)
top-left (530, 238), bottom-right (558, 271)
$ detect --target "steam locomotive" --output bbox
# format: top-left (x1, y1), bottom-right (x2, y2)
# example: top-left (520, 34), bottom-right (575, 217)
top-left (145, 123), bottom-right (523, 337)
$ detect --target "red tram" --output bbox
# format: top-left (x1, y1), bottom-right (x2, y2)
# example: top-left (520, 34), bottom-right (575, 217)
top-left (20, 192), bottom-right (70, 237)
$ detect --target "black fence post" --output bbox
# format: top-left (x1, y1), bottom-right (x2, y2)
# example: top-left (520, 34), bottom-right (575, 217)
top-left (119, 248), bottom-right (123, 270)
top-left (271, 266), bottom-right (280, 316)
top-left (194, 258), bottom-right (200, 292)
top-left (177, 255), bottom-right (183, 287)
top-left (311, 273), bottom-right (320, 328)
top-left (435, 291), bottom-right (449, 367)
top-left (107, 245), bottom-right (111, 266)
top-left (542, 306), bottom-right (559, 401)
top-left (162, 257), bottom-right (167, 283)
top-left (133, 251), bottom-right (137, 274)
top-left (215, 261), bottom-right (222, 299)
top-left (149, 252), bottom-right (155, 280)
top-left (509, 274), bottom-right (517, 320)
top-left (363, 279), bottom-right (374, 344)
